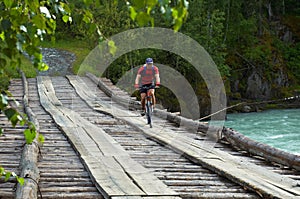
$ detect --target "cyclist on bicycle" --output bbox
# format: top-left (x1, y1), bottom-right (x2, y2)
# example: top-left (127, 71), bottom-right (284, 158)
top-left (134, 58), bottom-right (160, 116)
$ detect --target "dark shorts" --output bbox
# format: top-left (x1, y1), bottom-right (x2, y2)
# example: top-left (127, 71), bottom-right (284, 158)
top-left (139, 84), bottom-right (155, 94)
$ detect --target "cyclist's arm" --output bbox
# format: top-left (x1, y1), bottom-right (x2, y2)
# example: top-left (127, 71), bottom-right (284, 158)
top-left (155, 73), bottom-right (160, 86)
top-left (135, 74), bottom-right (141, 85)
top-left (154, 66), bottom-right (160, 86)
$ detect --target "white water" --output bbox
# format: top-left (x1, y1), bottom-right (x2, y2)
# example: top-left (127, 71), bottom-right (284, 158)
top-left (225, 108), bottom-right (300, 155)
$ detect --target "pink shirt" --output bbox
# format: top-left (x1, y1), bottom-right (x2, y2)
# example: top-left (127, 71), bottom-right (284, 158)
top-left (137, 65), bottom-right (159, 85)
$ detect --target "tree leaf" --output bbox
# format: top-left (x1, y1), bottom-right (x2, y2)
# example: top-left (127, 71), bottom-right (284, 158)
top-left (38, 134), bottom-right (45, 144)
top-left (172, 9), bottom-right (178, 19)
top-left (5, 172), bottom-right (11, 181)
top-left (136, 12), bottom-right (151, 26)
top-left (108, 40), bottom-right (117, 56)
top-left (24, 129), bottom-right (36, 144)
top-left (83, 0), bottom-right (93, 6)
top-left (4, 0), bottom-right (13, 8)
top-left (0, 31), bottom-right (5, 41)
top-left (4, 108), bottom-right (18, 121)
top-left (0, 128), bottom-right (3, 135)
top-left (41, 62), bottom-right (49, 71)
top-left (174, 18), bottom-right (183, 32)
top-left (16, 176), bottom-right (24, 186)
top-left (88, 23), bottom-right (97, 34)
top-left (60, 2), bottom-right (71, 14)
top-left (32, 15), bottom-right (46, 30)
top-left (62, 15), bottom-right (70, 23)
top-left (19, 119), bottom-right (25, 126)
top-left (146, 0), bottom-right (158, 7)
top-left (129, 6), bottom-right (137, 20)
top-left (132, 0), bottom-right (145, 10)
top-left (0, 167), bottom-right (4, 176)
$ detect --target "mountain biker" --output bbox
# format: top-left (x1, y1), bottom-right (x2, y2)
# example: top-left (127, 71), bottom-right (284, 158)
top-left (134, 58), bottom-right (160, 116)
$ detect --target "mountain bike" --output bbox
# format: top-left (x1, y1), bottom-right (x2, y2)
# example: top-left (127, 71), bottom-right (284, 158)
top-left (141, 85), bottom-right (158, 128)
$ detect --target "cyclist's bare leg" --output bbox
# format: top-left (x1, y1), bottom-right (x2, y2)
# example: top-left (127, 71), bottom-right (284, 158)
top-left (140, 93), bottom-right (146, 111)
top-left (149, 89), bottom-right (156, 107)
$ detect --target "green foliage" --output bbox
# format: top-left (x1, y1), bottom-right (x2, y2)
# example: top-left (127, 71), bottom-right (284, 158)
top-left (283, 43), bottom-right (300, 81)
top-left (0, 0), bottom-right (74, 89)
top-left (182, 0), bottom-right (229, 77)
top-left (127, 0), bottom-right (189, 31)
top-left (0, 92), bottom-right (41, 144)
top-left (0, 168), bottom-right (24, 186)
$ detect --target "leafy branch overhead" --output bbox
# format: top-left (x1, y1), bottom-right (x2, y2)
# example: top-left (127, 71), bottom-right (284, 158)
top-left (0, 92), bottom-right (43, 144)
top-left (1, 1), bottom-right (69, 71)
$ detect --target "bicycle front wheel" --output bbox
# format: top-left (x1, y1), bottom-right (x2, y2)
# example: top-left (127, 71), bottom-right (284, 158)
top-left (146, 101), bottom-right (152, 127)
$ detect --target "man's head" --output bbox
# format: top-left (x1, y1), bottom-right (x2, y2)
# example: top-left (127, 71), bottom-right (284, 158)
top-left (145, 58), bottom-right (153, 65)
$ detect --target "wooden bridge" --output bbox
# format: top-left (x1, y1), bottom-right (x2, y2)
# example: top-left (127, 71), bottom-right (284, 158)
top-left (0, 73), bottom-right (299, 199)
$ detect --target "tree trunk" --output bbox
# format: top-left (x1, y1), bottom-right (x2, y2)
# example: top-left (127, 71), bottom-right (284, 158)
top-left (258, 0), bottom-right (263, 37)
top-left (15, 72), bottom-right (41, 199)
top-left (267, 0), bottom-right (273, 20)
top-left (223, 0), bottom-right (231, 44)
top-left (282, 0), bottom-right (285, 15)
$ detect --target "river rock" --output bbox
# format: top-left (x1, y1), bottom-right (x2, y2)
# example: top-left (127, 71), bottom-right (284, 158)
top-left (242, 105), bottom-right (251, 113)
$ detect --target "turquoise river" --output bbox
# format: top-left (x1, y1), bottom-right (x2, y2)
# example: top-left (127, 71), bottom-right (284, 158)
top-left (225, 108), bottom-right (300, 155)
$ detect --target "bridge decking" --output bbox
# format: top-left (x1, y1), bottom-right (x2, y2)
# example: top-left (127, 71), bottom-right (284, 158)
top-left (0, 74), bottom-right (299, 199)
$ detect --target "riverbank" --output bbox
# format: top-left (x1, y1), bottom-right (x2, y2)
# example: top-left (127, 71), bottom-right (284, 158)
top-left (227, 96), bottom-right (300, 114)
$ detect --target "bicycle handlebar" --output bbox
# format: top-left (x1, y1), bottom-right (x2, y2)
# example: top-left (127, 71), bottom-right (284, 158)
top-left (139, 85), bottom-right (157, 90)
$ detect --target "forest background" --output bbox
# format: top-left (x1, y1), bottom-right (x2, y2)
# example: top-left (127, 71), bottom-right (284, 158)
top-left (1, 0), bottom-right (300, 117)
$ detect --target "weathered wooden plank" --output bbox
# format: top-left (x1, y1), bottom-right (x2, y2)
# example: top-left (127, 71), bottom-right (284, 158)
top-left (37, 176), bottom-right (90, 184)
top-left (0, 191), bottom-right (15, 199)
top-left (60, 127), bottom-right (94, 157)
top-left (83, 126), bottom-right (128, 156)
top-left (66, 76), bottom-right (96, 98)
top-left (39, 76), bottom-right (62, 106)
top-left (111, 197), bottom-right (143, 199)
top-left (40, 186), bottom-right (98, 192)
top-left (180, 192), bottom-right (258, 199)
top-left (41, 192), bottom-right (104, 199)
top-left (112, 197), bottom-right (181, 199)
top-left (83, 156), bottom-right (145, 197)
top-left (115, 155), bottom-right (178, 196)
